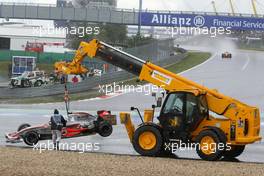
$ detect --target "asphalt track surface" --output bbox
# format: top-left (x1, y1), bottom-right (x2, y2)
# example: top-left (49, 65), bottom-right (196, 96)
top-left (0, 49), bottom-right (264, 163)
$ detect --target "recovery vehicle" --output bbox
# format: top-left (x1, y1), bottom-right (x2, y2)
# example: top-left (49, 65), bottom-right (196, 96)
top-left (10, 70), bottom-right (48, 88)
top-left (54, 39), bottom-right (261, 161)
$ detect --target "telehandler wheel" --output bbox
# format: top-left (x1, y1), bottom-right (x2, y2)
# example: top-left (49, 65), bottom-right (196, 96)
top-left (223, 145), bottom-right (245, 159)
top-left (196, 130), bottom-right (224, 161)
top-left (132, 125), bottom-right (162, 156)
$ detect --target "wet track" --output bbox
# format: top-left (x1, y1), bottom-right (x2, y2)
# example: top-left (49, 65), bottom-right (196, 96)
top-left (0, 49), bottom-right (264, 163)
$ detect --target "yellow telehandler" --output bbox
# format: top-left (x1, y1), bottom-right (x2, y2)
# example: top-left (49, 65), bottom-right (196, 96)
top-left (55, 39), bottom-right (261, 161)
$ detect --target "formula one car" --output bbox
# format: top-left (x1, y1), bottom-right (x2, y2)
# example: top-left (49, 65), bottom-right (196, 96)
top-left (222, 52), bottom-right (232, 59)
top-left (5, 110), bottom-right (116, 146)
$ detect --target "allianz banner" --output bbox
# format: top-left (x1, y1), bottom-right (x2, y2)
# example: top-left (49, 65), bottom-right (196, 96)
top-left (141, 12), bottom-right (264, 30)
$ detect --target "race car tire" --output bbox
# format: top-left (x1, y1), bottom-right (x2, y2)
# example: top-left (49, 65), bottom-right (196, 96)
top-left (98, 121), bottom-right (113, 137)
top-left (17, 123), bottom-right (31, 131)
top-left (23, 131), bottom-right (39, 146)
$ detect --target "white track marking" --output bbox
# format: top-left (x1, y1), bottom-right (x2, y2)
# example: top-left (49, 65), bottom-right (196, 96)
top-left (242, 55), bottom-right (250, 71)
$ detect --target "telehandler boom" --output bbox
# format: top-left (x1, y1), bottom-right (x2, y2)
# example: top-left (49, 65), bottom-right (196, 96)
top-left (55, 39), bottom-right (261, 161)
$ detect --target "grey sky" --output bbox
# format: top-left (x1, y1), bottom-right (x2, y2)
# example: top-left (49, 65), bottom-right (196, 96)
top-left (117, 0), bottom-right (264, 14)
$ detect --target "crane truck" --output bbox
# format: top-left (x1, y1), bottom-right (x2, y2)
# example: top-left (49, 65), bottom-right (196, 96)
top-left (55, 39), bottom-right (261, 161)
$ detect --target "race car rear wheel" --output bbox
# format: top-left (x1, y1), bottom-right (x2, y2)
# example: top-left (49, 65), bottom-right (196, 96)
top-left (98, 121), bottom-right (113, 137)
top-left (17, 123), bottom-right (31, 132)
top-left (23, 131), bottom-right (39, 146)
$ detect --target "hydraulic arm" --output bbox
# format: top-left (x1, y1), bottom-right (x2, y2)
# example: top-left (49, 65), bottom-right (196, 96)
top-left (54, 42), bottom-right (98, 75)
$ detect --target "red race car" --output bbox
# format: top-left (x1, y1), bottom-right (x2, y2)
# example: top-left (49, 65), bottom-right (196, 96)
top-left (5, 110), bottom-right (116, 146)
top-left (222, 52), bottom-right (232, 59)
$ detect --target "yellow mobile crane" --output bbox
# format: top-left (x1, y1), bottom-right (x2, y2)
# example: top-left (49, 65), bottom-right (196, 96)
top-left (54, 42), bottom-right (93, 75)
top-left (55, 39), bottom-right (261, 161)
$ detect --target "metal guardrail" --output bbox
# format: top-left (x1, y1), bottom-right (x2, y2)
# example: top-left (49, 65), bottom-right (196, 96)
top-left (0, 3), bottom-right (138, 24)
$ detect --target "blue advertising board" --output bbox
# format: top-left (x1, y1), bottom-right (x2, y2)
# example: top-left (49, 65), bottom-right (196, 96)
top-left (141, 12), bottom-right (264, 30)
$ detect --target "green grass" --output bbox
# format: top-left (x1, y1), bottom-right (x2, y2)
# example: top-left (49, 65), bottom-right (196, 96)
top-left (0, 61), bottom-right (10, 79)
top-left (166, 52), bottom-right (211, 73)
top-left (0, 51), bottom-right (211, 104)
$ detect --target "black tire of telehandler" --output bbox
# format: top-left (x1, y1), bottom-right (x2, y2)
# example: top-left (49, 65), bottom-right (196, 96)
top-left (195, 130), bottom-right (224, 161)
top-left (132, 125), bottom-right (163, 156)
top-left (223, 145), bottom-right (245, 159)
